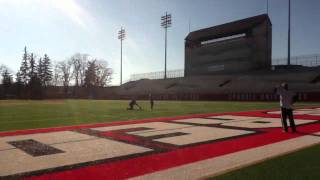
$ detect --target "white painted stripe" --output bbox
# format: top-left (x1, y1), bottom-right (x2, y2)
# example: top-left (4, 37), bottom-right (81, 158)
top-left (131, 132), bottom-right (320, 180)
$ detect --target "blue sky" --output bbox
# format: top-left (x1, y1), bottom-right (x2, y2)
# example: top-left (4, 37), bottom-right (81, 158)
top-left (0, 0), bottom-right (319, 85)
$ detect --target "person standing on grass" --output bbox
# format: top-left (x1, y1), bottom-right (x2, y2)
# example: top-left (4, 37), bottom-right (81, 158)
top-left (274, 82), bottom-right (298, 133)
top-left (149, 93), bottom-right (154, 111)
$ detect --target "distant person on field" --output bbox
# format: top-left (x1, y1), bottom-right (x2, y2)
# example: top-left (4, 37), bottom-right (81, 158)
top-left (127, 98), bottom-right (142, 110)
top-left (274, 82), bottom-right (297, 133)
top-left (149, 93), bottom-right (154, 110)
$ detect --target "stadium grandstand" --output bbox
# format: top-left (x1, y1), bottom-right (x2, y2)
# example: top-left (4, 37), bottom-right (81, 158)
top-left (114, 14), bottom-right (320, 101)
top-left (121, 65), bottom-right (320, 101)
top-left (129, 54), bottom-right (320, 81)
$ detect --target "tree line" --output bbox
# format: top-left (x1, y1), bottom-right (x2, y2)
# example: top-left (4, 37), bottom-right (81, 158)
top-left (0, 47), bottom-right (113, 99)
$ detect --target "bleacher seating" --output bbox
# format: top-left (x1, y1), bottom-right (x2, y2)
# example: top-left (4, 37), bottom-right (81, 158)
top-left (118, 66), bottom-right (320, 96)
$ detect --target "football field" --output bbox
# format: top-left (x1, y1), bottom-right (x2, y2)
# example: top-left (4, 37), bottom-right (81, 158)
top-left (0, 100), bottom-right (319, 179)
top-left (0, 100), bottom-right (286, 132)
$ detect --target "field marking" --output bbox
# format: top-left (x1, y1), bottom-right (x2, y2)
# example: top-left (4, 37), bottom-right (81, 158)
top-left (132, 126), bottom-right (254, 146)
top-left (92, 122), bottom-right (193, 132)
top-left (0, 131), bottom-right (94, 150)
top-left (173, 116), bottom-right (317, 128)
top-left (131, 132), bottom-right (320, 180)
top-left (0, 132), bottom-right (152, 177)
top-left (0, 108), bottom-right (319, 179)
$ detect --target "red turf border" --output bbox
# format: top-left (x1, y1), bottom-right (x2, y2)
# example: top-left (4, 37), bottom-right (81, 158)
top-left (27, 122), bottom-right (320, 180)
top-left (3, 106), bottom-right (319, 137)
top-left (0, 108), bottom-right (318, 179)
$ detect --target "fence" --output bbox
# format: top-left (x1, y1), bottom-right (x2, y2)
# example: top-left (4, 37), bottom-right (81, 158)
top-left (111, 92), bottom-right (320, 102)
top-left (3, 84), bottom-right (320, 101)
top-left (130, 69), bottom-right (184, 81)
top-left (129, 54), bottom-right (320, 82)
top-left (272, 54), bottom-right (320, 67)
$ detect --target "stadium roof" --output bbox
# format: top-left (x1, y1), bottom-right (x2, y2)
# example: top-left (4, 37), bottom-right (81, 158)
top-left (185, 14), bottom-right (271, 42)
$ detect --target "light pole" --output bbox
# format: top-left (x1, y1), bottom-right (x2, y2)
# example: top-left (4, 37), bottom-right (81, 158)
top-left (266, 0), bottom-right (269, 67)
top-left (161, 12), bottom-right (172, 79)
top-left (118, 27), bottom-right (125, 85)
top-left (267, 0), bottom-right (269, 14)
top-left (288, 0), bottom-right (291, 65)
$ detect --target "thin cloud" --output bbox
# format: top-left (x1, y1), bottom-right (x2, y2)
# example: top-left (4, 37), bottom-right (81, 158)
top-left (0, 0), bottom-right (94, 28)
top-left (50, 0), bottom-right (93, 28)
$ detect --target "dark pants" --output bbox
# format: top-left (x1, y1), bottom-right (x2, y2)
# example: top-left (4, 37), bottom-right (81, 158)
top-left (127, 103), bottom-right (141, 110)
top-left (281, 108), bottom-right (296, 132)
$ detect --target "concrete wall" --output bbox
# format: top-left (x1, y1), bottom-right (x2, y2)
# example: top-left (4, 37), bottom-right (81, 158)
top-left (185, 15), bottom-right (272, 76)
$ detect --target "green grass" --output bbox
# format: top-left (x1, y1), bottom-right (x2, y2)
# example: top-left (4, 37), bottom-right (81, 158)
top-left (0, 99), bottom-right (319, 132)
top-left (209, 143), bottom-right (320, 180)
top-left (0, 99), bottom-right (319, 179)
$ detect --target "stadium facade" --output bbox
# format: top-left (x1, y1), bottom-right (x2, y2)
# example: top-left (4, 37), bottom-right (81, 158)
top-left (185, 14), bottom-right (272, 76)
top-left (112, 14), bottom-right (319, 101)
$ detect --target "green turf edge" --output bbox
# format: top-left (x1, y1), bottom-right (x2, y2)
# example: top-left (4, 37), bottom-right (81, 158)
top-left (206, 143), bottom-right (320, 180)
top-left (2, 100), bottom-right (319, 132)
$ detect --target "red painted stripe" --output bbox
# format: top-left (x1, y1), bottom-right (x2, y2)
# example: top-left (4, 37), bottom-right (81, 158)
top-left (26, 119), bottom-right (320, 180)
top-left (3, 107), bottom-right (319, 137)
top-left (0, 108), bottom-right (317, 179)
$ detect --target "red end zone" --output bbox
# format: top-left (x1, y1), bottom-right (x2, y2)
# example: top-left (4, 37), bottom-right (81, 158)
top-left (0, 108), bottom-right (320, 179)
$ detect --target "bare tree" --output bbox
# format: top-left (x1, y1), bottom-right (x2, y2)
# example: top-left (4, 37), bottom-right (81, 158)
top-left (79, 56), bottom-right (88, 86)
top-left (84, 59), bottom-right (112, 87)
top-left (0, 64), bottom-right (7, 75)
top-left (57, 60), bottom-right (72, 90)
top-left (70, 53), bottom-right (89, 87)
top-left (95, 60), bottom-right (113, 87)
top-left (84, 60), bottom-right (97, 88)
top-left (71, 54), bottom-right (81, 87)
top-left (0, 64), bottom-right (10, 83)
top-left (51, 61), bottom-right (61, 86)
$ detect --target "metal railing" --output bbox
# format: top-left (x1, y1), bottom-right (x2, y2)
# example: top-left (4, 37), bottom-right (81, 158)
top-left (129, 54), bottom-right (320, 82)
top-left (272, 54), bottom-right (320, 67)
top-left (130, 69), bottom-right (184, 81)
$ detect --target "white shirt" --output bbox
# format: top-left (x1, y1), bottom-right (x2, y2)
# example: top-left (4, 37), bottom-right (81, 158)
top-left (276, 87), bottom-right (296, 109)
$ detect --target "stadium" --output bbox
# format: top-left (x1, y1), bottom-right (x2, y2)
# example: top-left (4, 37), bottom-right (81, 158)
top-left (0, 1), bottom-right (320, 180)
top-left (15, 14), bottom-right (319, 101)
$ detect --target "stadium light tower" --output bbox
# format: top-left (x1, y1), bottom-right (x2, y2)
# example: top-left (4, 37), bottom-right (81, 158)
top-left (266, 0), bottom-right (269, 14)
top-left (287, 0), bottom-right (291, 65)
top-left (118, 27), bottom-right (125, 85)
top-left (266, 0), bottom-right (269, 68)
top-left (161, 12), bottom-right (172, 79)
